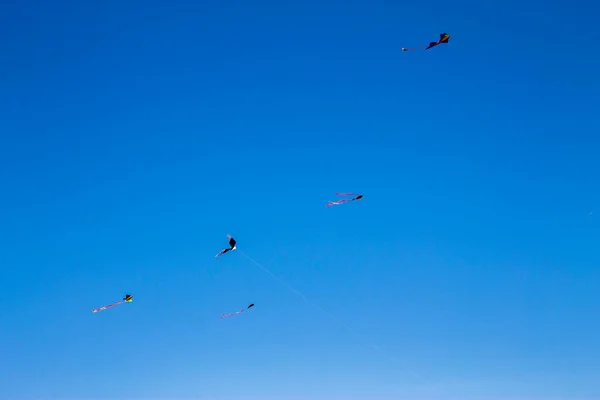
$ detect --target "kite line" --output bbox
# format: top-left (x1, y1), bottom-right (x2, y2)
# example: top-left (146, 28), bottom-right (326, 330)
top-left (237, 249), bottom-right (429, 384)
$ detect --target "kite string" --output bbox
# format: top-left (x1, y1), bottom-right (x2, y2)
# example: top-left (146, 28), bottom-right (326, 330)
top-left (237, 249), bottom-right (429, 384)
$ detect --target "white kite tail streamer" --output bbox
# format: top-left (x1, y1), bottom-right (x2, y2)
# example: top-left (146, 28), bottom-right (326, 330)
top-left (237, 249), bottom-right (429, 384)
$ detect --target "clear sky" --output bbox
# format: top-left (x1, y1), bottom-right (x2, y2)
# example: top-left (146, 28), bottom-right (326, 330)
top-left (1, 1), bottom-right (599, 399)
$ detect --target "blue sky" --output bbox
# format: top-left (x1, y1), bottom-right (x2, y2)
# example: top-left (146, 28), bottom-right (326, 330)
top-left (0, 0), bottom-right (599, 399)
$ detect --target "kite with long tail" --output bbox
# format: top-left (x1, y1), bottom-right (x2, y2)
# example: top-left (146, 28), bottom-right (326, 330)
top-left (402, 32), bottom-right (450, 51)
top-left (215, 235), bottom-right (236, 258)
top-left (221, 303), bottom-right (254, 318)
top-left (92, 294), bottom-right (133, 313)
top-left (326, 192), bottom-right (363, 207)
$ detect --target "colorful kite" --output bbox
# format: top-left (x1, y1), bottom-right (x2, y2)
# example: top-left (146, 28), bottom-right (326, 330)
top-left (92, 294), bottom-right (133, 313)
top-left (401, 33), bottom-right (450, 51)
top-left (426, 33), bottom-right (450, 49)
top-left (326, 192), bottom-right (363, 207)
top-left (215, 235), bottom-right (236, 258)
top-left (221, 303), bottom-right (254, 318)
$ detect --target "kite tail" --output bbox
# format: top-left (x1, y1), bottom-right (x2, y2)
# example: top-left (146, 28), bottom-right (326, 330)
top-left (401, 46), bottom-right (429, 51)
top-left (335, 192), bottom-right (361, 197)
top-left (221, 308), bottom-right (249, 318)
top-left (92, 301), bottom-right (124, 313)
top-left (326, 199), bottom-right (352, 207)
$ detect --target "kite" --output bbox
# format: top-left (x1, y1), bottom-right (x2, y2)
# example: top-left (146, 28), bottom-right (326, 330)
top-left (221, 303), bottom-right (254, 318)
top-left (215, 235), bottom-right (237, 257)
top-left (426, 33), bottom-right (450, 49)
top-left (92, 294), bottom-right (133, 313)
top-left (326, 192), bottom-right (363, 207)
top-left (401, 33), bottom-right (450, 51)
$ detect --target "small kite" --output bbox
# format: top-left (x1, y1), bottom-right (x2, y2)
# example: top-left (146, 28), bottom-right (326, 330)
top-left (215, 235), bottom-right (236, 258)
top-left (221, 303), bottom-right (254, 318)
top-left (401, 33), bottom-right (450, 51)
top-left (426, 33), bottom-right (450, 49)
top-left (92, 294), bottom-right (133, 313)
top-left (326, 192), bottom-right (363, 207)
